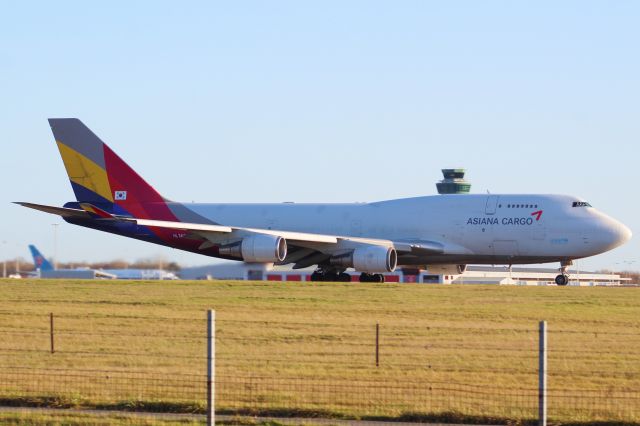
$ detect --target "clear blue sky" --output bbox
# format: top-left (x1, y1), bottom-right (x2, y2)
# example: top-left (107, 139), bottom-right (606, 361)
top-left (1, 1), bottom-right (638, 271)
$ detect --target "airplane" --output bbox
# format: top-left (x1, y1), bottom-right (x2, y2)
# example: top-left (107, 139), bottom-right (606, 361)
top-left (1, 244), bottom-right (54, 278)
top-left (27, 244), bottom-right (116, 279)
top-left (28, 244), bottom-right (177, 280)
top-left (17, 119), bottom-right (632, 285)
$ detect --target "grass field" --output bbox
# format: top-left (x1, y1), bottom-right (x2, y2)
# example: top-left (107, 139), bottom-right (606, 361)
top-left (0, 410), bottom-right (202, 425)
top-left (0, 279), bottom-right (639, 423)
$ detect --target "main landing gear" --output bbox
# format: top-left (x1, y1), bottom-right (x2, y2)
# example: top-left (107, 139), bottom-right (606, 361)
top-left (309, 268), bottom-right (385, 283)
top-left (555, 260), bottom-right (572, 286)
top-left (310, 270), bottom-right (351, 282)
top-left (311, 269), bottom-right (384, 283)
top-left (359, 273), bottom-right (385, 283)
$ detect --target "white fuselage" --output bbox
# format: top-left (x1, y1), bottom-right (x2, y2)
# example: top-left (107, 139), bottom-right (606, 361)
top-left (182, 193), bottom-right (631, 266)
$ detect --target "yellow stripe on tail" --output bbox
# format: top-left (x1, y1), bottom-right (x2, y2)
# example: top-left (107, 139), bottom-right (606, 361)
top-left (56, 141), bottom-right (114, 202)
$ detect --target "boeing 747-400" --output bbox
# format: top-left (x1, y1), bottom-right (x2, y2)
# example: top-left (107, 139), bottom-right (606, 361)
top-left (17, 119), bottom-right (632, 284)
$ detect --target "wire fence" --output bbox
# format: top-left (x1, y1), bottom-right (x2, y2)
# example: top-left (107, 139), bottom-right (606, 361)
top-left (0, 311), bottom-right (639, 422)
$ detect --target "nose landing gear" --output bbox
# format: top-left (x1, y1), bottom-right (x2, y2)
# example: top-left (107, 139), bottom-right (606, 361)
top-left (555, 261), bottom-right (572, 286)
top-left (554, 274), bottom-right (569, 286)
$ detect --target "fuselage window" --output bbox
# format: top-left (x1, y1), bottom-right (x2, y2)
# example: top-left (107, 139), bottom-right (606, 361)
top-left (572, 201), bottom-right (592, 207)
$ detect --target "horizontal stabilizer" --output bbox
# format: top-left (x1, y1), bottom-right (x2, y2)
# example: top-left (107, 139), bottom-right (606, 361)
top-left (14, 202), bottom-right (92, 219)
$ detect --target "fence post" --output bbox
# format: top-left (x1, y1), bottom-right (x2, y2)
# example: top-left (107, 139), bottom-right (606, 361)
top-left (50, 313), bottom-right (55, 354)
top-left (207, 310), bottom-right (215, 426)
top-left (539, 320), bottom-right (547, 426)
top-left (375, 322), bottom-right (379, 367)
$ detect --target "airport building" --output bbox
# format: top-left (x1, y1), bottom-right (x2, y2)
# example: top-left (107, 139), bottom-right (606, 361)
top-left (436, 168), bottom-right (472, 194)
top-left (179, 262), bottom-right (628, 286)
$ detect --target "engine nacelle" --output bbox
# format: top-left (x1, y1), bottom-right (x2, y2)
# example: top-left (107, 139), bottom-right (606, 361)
top-left (427, 264), bottom-right (467, 275)
top-left (330, 246), bottom-right (397, 273)
top-left (219, 234), bottom-right (287, 263)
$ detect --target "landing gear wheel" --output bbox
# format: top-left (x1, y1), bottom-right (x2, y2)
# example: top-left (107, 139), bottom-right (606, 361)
top-left (323, 272), bottom-right (339, 282)
top-left (338, 272), bottom-right (351, 282)
top-left (556, 260), bottom-right (572, 286)
top-left (555, 274), bottom-right (569, 286)
top-left (359, 273), bottom-right (385, 283)
top-left (359, 273), bottom-right (372, 283)
top-left (310, 272), bottom-right (323, 282)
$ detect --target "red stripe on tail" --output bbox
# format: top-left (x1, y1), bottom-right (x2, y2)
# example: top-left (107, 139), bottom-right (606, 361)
top-left (103, 144), bottom-right (178, 221)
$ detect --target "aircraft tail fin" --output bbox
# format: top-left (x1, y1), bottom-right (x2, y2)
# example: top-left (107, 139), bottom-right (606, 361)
top-left (28, 245), bottom-right (54, 271)
top-left (49, 119), bottom-right (176, 220)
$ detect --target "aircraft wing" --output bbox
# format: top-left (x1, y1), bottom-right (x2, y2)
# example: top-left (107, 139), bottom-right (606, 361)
top-left (127, 218), bottom-right (452, 257)
top-left (132, 218), bottom-right (339, 244)
top-left (134, 219), bottom-right (338, 244)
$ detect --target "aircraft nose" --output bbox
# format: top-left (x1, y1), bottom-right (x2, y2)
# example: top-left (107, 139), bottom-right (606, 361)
top-left (618, 222), bottom-right (633, 245)
top-left (603, 219), bottom-right (632, 249)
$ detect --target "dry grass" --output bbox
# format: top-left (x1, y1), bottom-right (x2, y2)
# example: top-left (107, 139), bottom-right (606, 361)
top-left (0, 279), bottom-right (639, 423)
top-left (0, 408), bottom-right (202, 425)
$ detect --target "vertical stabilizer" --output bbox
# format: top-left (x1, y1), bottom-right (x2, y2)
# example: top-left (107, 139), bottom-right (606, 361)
top-left (28, 245), bottom-right (54, 271)
top-left (49, 119), bottom-right (176, 220)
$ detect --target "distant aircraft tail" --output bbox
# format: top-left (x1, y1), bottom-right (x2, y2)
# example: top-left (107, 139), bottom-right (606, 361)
top-left (28, 245), bottom-right (54, 271)
top-left (49, 119), bottom-right (177, 220)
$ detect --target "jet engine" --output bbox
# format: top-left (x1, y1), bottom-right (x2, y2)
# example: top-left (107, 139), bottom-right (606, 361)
top-left (219, 234), bottom-right (287, 262)
top-left (330, 246), bottom-right (397, 273)
top-left (427, 264), bottom-right (467, 275)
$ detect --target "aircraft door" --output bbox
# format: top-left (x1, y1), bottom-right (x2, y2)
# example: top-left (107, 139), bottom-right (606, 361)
top-left (485, 195), bottom-right (499, 215)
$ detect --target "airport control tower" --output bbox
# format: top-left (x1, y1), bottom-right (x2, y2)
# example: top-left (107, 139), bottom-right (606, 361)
top-left (436, 169), bottom-right (471, 194)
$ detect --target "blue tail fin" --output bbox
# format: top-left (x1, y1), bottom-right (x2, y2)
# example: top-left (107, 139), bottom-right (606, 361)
top-left (28, 245), bottom-right (54, 271)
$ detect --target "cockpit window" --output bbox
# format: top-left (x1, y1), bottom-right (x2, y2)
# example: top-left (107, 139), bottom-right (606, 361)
top-left (572, 201), bottom-right (592, 207)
